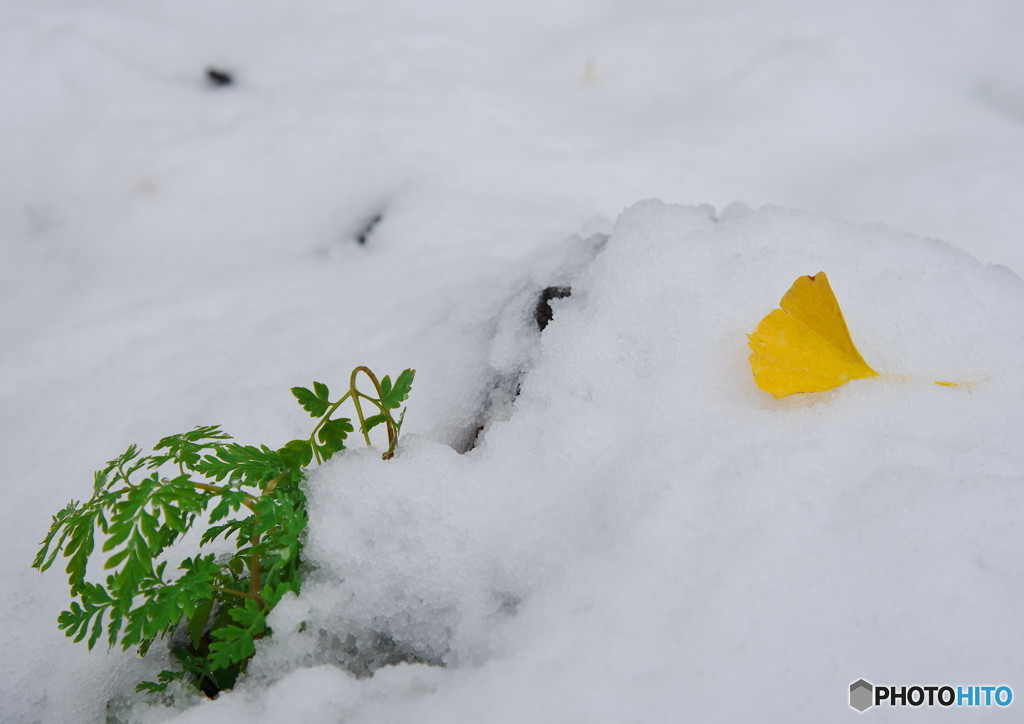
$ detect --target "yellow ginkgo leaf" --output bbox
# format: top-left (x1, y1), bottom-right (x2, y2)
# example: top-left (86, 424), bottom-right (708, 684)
top-left (748, 272), bottom-right (879, 398)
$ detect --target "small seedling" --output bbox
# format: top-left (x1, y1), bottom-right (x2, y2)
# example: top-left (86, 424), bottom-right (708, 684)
top-left (32, 366), bottom-right (414, 697)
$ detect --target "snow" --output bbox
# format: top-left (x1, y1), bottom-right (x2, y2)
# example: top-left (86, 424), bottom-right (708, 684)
top-left (4, 2), bottom-right (1024, 722)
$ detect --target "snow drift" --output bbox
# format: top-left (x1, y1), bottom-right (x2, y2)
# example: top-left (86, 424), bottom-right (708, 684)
top-left (118, 201), bottom-right (1024, 722)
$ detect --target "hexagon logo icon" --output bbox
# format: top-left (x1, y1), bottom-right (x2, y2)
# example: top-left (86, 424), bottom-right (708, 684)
top-left (850, 679), bottom-right (873, 712)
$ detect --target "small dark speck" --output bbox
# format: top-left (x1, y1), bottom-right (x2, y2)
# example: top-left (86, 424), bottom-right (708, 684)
top-left (356, 213), bottom-right (383, 246)
top-left (206, 67), bottom-right (234, 87)
top-left (535, 286), bottom-right (571, 332)
top-left (496, 591), bottom-right (522, 616)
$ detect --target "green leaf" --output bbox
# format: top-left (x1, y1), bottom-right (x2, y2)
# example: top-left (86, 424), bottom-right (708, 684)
top-left (93, 470), bottom-right (109, 495)
top-left (107, 610), bottom-right (122, 648)
top-left (64, 520), bottom-right (97, 594)
top-left (198, 444), bottom-right (288, 485)
top-left (291, 386), bottom-right (329, 418)
top-left (261, 582), bottom-right (295, 608)
top-left (318, 418), bottom-right (353, 455)
top-left (32, 502), bottom-right (79, 572)
top-left (206, 488), bottom-right (254, 524)
top-left (200, 518), bottom-right (247, 546)
top-left (277, 439), bottom-right (313, 469)
top-left (139, 510), bottom-right (160, 548)
top-left (102, 445), bottom-right (143, 481)
top-left (57, 602), bottom-right (86, 641)
top-left (228, 599), bottom-right (266, 631)
top-left (172, 646), bottom-right (215, 680)
top-left (361, 414), bottom-right (387, 434)
top-left (209, 624), bottom-right (256, 670)
top-left (151, 426), bottom-right (231, 470)
top-left (187, 594), bottom-right (215, 649)
top-left (57, 583), bottom-right (116, 650)
top-left (137, 669), bottom-right (180, 694)
top-left (88, 609), bottom-right (105, 649)
top-left (313, 381), bottom-right (330, 403)
top-left (104, 548), bottom-right (130, 570)
top-left (102, 523), bottom-right (132, 552)
top-left (380, 369), bottom-right (415, 410)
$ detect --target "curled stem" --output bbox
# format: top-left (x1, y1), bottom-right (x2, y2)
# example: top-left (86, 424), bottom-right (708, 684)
top-left (349, 366), bottom-right (397, 457)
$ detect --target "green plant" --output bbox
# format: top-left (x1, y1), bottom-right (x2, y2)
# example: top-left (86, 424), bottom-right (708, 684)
top-left (32, 366), bottom-right (415, 697)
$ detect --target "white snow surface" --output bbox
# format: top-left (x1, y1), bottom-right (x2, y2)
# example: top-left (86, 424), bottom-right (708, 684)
top-left (4, 2), bottom-right (1024, 723)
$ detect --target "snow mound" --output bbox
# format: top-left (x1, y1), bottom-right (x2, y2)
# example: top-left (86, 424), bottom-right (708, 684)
top-left (139, 201), bottom-right (1024, 722)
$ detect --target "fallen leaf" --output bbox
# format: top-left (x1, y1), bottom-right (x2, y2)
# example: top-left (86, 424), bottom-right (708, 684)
top-left (748, 272), bottom-right (879, 398)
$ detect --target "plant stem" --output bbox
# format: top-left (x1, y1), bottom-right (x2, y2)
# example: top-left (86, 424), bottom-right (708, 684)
top-left (211, 586), bottom-right (262, 604)
top-left (249, 538), bottom-right (261, 604)
top-left (309, 391), bottom-right (352, 438)
top-left (350, 366), bottom-right (396, 456)
top-left (262, 472), bottom-right (288, 496)
top-left (190, 482), bottom-right (258, 512)
top-left (308, 391), bottom-right (356, 463)
top-left (349, 367), bottom-right (375, 446)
